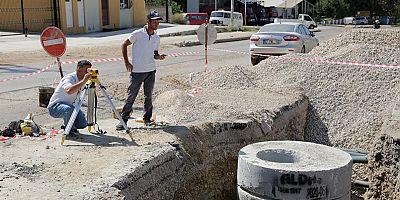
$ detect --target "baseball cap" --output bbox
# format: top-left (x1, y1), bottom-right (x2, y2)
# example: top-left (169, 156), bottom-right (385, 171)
top-left (77, 60), bottom-right (92, 69)
top-left (147, 11), bottom-right (163, 20)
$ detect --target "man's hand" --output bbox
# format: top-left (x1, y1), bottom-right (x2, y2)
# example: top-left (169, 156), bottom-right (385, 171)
top-left (155, 54), bottom-right (167, 60)
top-left (83, 73), bottom-right (91, 82)
top-left (125, 62), bottom-right (133, 72)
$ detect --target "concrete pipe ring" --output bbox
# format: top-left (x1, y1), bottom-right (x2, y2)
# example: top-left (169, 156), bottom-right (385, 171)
top-left (237, 141), bottom-right (353, 200)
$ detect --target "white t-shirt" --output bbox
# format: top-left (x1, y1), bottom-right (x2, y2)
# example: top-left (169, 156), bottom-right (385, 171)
top-left (47, 72), bottom-right (80, 108)
top-left (128, 26), bottom-right (160, 73)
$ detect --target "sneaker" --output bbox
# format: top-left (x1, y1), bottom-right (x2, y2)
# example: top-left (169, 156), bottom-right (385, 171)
top-left (65, 130), bottom-right (79, 139)
top-left (144, 119), bottom-right (155, 126)
top-left (116, 119), bottom-right (128, 131)
top-left (61, 126), bottom-right (80, 138)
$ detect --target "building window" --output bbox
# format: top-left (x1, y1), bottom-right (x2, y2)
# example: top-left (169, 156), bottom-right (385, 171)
top-left (120, 0), bottom-right (132, 9)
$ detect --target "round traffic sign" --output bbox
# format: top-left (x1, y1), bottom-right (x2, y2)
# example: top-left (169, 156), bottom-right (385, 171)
top-left (40, 27), bottom-right (66, 57)
top-left (197, 23), bottom-right (217, 45)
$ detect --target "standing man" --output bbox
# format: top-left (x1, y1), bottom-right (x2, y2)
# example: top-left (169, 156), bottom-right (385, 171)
top-left (116, 11), bottom-right (166, 130)
top-left (48, 60), bottom-right (92, 136)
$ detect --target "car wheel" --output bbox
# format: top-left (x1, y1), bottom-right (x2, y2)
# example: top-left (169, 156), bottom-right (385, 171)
top-left (251, 56), bottom-right (260, 66)
top-left (309, 25), bottom-right (314, 29)
top-left (301, 46), bottom-right (306, 53)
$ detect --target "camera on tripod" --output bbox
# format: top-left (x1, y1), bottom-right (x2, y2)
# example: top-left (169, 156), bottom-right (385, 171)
top-left (87, 68), bottom-right (99, 79)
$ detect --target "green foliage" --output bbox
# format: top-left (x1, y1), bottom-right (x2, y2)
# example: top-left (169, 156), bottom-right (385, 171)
top-left (318, 0), bottom-right (400, 22)
top-left (146, 0), bottom-right (166, 6)
top-left (171, 13), bottom-right (186, 24)
top-left (171, 1), bottom-right (182, 14)
top-left (146, 0), bottom-right (182, 14)
top-left (319, 0), bottom-right (350, 19)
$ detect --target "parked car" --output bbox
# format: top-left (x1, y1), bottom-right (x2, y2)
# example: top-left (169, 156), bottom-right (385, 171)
top-left (274, 14), bottom-right (317, 29)
top-left (253, 6), bottom-right (268, 25)
top-left (210, 10), bottom-right (243, 27)
top-left (238, 6), bottom-right (257, 25)
top-left (354, 16), bottom-right (368, 25)
top-left (265, 6), bottom-right (278, 23)
top-left (182, 13), bottom-right (208, 25)
top-left (249, 22), bottom-right (319, 65)
top-left (343, 17), bottom-right (355, 25)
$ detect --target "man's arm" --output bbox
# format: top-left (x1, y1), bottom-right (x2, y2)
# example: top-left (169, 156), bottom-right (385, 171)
top-left (64, 73), bottom-right (91, 95)
top-left (122, 39), bottom-right (133, 72)
top-left (154, 50), bottom-right (166, 60)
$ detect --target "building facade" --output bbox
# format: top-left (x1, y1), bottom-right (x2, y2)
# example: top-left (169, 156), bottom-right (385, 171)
top-left (0, 0), bottom-right (147, 34)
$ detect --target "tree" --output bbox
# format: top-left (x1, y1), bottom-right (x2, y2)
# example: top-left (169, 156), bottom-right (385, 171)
top-left (319, 0), bottom-right (350, 18)
top-left (146, 0), bottom-right (182, 14)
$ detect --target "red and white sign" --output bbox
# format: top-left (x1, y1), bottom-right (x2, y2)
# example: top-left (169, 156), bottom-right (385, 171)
top-left (40, 27), bottom-right (66, 57)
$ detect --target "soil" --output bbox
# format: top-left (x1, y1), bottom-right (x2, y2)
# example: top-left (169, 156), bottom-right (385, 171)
top-left (0, 35), bottom-right (186, 200)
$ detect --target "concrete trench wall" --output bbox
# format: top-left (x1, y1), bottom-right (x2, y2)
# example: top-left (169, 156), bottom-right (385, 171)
top-left (112, 96), bottom-right (309, 199)
top-left (366, 134), bottom-right (400, 200)
top-left (365, 102), bottom-right (400, 199)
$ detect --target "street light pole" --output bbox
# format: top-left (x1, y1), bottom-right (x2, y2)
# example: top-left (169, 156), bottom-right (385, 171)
top-left (215, 0), bottom-right (217, 11)
top-left (165, 0), bottom-right (169, 23)
top-left (284, 0), bottom-right (287, 18)
top-left (244, 0), bottom-right (247, 26)
top-left (230, 0), bottom-right (234, 27)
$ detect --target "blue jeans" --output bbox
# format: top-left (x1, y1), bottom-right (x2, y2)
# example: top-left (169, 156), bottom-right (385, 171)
top-left (121, 70), bottom-right (156, 121)
top-left (48, 102), bottom-right (87, 129)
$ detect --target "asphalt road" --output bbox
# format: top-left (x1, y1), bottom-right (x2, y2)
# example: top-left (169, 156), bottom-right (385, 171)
top-left (0, 25), bottom-right (344, 94)
top-left (0, 26), bottom-right (345, 127)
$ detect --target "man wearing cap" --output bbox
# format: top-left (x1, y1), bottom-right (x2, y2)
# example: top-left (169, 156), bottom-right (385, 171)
top-left (47, 60), bottom-right (92, 136)
top-left (117, 11), bottom-right (166, 130)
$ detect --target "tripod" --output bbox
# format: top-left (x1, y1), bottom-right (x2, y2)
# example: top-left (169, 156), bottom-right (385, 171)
top-left (61, 70), bottom-right (133, 145)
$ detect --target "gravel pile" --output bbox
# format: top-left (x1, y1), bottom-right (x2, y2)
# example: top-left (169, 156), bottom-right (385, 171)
top-left (189, 28), bottom-right (400, 151)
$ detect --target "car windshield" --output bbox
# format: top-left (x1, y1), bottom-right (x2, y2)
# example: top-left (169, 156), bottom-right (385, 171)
top-left (259, 24), bottom-right (295, 32)
top-left (211, 12), bottom-right (223, 17)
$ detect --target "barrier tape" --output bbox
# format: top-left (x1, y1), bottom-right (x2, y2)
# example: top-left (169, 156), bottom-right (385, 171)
top-left (208, 48), bottom-right (400, 69)
top-left (0, 52), bottom-right (203, 84)
top-left (2, 48), bottom-right (398, 84)
top-left (0, 64), bottom-right (53, 84)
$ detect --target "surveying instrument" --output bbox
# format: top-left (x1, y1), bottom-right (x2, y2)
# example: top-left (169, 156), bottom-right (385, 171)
top-left (61, 68), bottom-right (133, 145)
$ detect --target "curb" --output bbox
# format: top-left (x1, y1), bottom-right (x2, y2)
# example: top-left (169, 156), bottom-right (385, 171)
top-left (173, 36), bottom-right (250, 47)
top-left (159, 30), bottom-right (197, 37)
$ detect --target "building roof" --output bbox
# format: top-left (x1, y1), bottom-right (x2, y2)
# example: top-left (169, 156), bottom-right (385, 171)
top-left (262, 0), bottom-right (285, 7)
top-left (238, 0), bottom-right (258, 3)
top-left (277, 0), bottom-right (304, 8)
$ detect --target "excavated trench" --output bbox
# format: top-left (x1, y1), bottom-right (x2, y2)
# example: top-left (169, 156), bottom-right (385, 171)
top-left (112, 94), bottom-right (309, 199)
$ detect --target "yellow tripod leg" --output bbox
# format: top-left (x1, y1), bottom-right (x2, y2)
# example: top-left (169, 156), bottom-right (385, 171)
top-left (127, 130), bottom-right (134, 142)
top-left (61, 135), bottom-right (65, 145)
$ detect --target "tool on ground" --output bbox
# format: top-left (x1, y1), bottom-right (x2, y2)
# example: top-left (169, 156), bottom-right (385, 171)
top-left (61, 68), bottom-right (133, 145)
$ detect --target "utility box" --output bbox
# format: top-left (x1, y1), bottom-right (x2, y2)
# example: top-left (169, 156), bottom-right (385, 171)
top-left (357, 11), bottom-right (370, 17)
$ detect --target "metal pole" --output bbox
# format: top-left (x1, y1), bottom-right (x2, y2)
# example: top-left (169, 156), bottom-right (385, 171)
top-left (57, 57), bottom-right (64, 78)
top-left (244, 0), bottom-right (247, 26)
top-left (204, 24), bottom-right (208, 72)
top-left (284, 0), bottom-right (287, 18)
top-left (165, 0), bottom-right (169, 23)
top-left (53, 0), bottom-right (58, 27)
top-left (215, 0), bottom-right (217, 11)
top-left (230, 0), bottom-right (234, 27)
top-left (305, 0), bottom-right (307, 14)
top-left (20, 0), bottom-right (26, 37)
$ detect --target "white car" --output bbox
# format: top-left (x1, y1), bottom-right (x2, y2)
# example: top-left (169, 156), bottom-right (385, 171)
top-left (354, 16), bottom-right (368, 25)
top-left (249, 22), bottom-right (319, 65)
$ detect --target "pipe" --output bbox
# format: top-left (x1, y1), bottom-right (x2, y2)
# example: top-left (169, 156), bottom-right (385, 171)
top-left (353, 180), bottom-right (370, 188)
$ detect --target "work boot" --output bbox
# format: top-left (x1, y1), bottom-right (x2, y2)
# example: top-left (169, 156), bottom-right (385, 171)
top-left (116, 119), bottom-right (128, 130)
top-left (61, 126), bottom-right (80, 138)
top-left (144, 118), bottom-right (155, 126)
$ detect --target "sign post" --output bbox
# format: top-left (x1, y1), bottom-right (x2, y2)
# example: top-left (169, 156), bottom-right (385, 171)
top-left (40, 27), bottom-right (66, 78)
top-left (197, 23), bottom-right (217, 72)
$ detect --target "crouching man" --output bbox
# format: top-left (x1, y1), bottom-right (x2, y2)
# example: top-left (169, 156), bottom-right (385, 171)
top-left (47, 60), bottom-right (92, 136)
